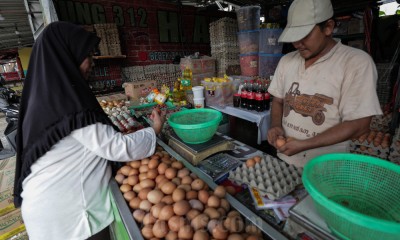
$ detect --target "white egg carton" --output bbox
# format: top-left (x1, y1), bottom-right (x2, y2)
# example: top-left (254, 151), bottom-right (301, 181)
top-left (228, 155), bottom-right (303, 200)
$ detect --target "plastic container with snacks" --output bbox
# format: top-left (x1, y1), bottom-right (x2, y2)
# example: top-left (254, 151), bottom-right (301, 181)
top-left (202, 78), bottom-right (233, 107)
top-left (236, 6), bottom-right (261, 31)
top-left (238, 30), bottom-right (259, 54)
top-left (258, 53), bottom-right (283, 78)
top-left (259, 28), bottom-right (284, 54)
top-left (240, 53), bottom-right (259, 76)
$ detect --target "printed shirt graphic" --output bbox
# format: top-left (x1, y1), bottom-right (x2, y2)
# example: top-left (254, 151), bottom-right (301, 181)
top-left (268, 41), bottom-right (382, 167)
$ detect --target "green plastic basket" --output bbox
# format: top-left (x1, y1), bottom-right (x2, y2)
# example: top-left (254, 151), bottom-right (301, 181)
top-left (303, 153), bottom-right (400, 240)
top-left (168, 108), bottom-right (222, 144)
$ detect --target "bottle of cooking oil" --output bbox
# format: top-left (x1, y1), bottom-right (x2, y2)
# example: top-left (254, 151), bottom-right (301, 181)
top-left (180, 67), bottom-right (192, 91)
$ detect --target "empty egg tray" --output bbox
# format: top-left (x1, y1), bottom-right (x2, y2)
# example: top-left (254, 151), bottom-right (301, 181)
top-left (228, 155), bottom-right (303, 200)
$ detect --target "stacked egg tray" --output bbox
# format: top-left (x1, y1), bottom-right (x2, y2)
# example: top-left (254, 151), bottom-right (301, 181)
top-left (228, 155), bottom-right (303, 200)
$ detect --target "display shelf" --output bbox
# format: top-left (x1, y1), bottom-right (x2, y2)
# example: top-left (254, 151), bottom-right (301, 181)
top-left (93, 55), bottom-right (126, 60)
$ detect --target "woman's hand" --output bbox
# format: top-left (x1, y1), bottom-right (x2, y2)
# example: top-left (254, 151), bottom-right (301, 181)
top-left (277, 138), bottom-right (306, 156)
top-left (150, 108), bottom-right (165, 134)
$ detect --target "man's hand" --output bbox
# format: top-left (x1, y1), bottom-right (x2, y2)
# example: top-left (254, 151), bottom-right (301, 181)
top-left (267, 126), bottom-right (285, 148)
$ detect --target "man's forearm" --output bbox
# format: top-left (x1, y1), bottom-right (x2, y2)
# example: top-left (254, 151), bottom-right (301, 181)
top-left (302, 116), bottom-right (372, 149)
top-left (270, 98), bottom-right (284, 128)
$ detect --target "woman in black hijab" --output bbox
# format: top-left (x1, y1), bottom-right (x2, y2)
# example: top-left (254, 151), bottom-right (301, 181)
top-left (14, 21), bottom-right (163, 240)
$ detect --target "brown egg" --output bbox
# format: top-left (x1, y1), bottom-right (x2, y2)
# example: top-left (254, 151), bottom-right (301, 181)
top-left (120, 184), bottom-right (132, 193)
top-left (207, 195), bottom-right (221, 208)
top-left (246, 158), bottom-right (256, 168)
top-left (129, 197), bottom-right (141, 209)
top-left (132, 184), bottom-right (142, 193)
top-left (132, 209), bottom-right (146, 222)
top-left (161, 181), bottom-right (177, 195)
top-left (139, 200), bottom-right (152, 212)
top-left (224, 216), bottom-right (244, 233)
top-left (138, 187), bottom-right (152, 200)
top-left (153, 220), bottom-right (169, 238)
top-left (120, 165), bottom-right (132, 176)
top-left (128, 168), bottom-right (139, 176)
top-left (171, 177), bottom-right (181, 186)
top-left (171, 161), bottom-right (184, 170)
top-left (275, 136), bottom-right (286, 148)
top-left (155, 175), bottom-right (167, 184)
top-left (140, 179), bottom-right (155, 189)
top-left (161, 195), bottom-right (174, 205)
top-left (227, 210), bottom-right (241, 218)
top-left (146, 169), bottom-right (158, 180)
top-left (186, 190), bottom-right (198, 200)
top-left (191, 213), bottom-right (209, 230)
top-left (161, 156), bottom-right (172, 165)
top-left (178, 184), bottom-right (192, 192)
top-left (147, 189), bottom-right (164, 204)
top-left (139, 164), bottom-right (149, 173)
top-left (157, 162), bottom-right (169, 175)
top-left (172, 188), bottom-right (186, 202)
top-left (141, 158), bottom-right (150, 165)
top-left (158, 205), bottom-right (174, 220)
top-left (177, 168), bottom-right (190, 178)
top-left (165, 167), bottom-right (177, 179)
top-left (217, 207), bottom-right (226, 217)
top-left (138, 173), bottom-right (148, 181)
top-left (245, 225), bottom-right (261, 236)
top-left (191, 179), bottom-right (205, 191)
top-left (128, 175), bottom-right (139, 186)
top-left (198, 190), bottom-right (210, 205)
top-left (123, 191), bottom-right (136, 202)
top-left (115, 174), bottom-right (125, 184)
top-left (214, 186), bottom-right (226, 198)
top-left (165, 231), bottom-right (178, 240)
top-left (178, 225), bottom-right (194, 240)
top-left (204, 207), bottom-right (221, 219)
top-left (141, 224), bottom-right (154, 239)
top-left (220, 198), bottom-right (230, 212)
top-left (129, 161), bottom-right (141, 169)
top-left (181, 176), bottom-right (193, 185)
top-left (228, 233), bottom-right (245, 240)
top-left (173, 200), bottom-right (191, 216)
top-left (190, 172), bottom-right (198, 179)
top-left (148, 158), bottom-right (159, 169)
top-left (193, 230), bottom-right (210, 240)
top-left (143, 212), bottom-right (157, 225)
top-left (211, 222), bottom-right (229, 240)
top-left (168, 215), bottom-right (187, 232)
top-left (150, 202), bottom-right (166, 219)
top-left (186, 209), bottom-right (201, 221)
top-left (253, 156), bottom-right (262, 163)
top-left (150, 154), bottom-right (161, 160)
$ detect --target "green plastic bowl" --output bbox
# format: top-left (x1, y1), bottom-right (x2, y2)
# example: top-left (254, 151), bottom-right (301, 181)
top-left (303, 153), bottom-right (400, 240)
top-left (168, 108), bottom-right (222, 144)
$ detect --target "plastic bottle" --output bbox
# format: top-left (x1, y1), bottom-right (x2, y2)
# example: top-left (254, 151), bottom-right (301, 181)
top-left (247, 80), bottom-right (255, 111)
top-left (255, 81), bottom-right (264, 112)
top-left (240, 80), bottom-right (248, 108)
top-left (264, 80), bottom-right (271, 111)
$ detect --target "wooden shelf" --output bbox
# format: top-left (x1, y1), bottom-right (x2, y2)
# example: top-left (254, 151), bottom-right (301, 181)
top-left (93, 55), bottom-right (126, 60)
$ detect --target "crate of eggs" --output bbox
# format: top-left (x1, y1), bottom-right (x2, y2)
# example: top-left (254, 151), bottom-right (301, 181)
top-left (115, 145), bottom-right (265, 240)
top-left (349, 130), bottom-right (391, 159)
top-left (99, 99), bottom-right (143, 134)
top-left (228, 155), bottom-right (303, 200)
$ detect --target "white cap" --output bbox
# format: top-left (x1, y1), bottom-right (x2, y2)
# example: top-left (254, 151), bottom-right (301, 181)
top-left (278, 0), bottom-right (334, 43)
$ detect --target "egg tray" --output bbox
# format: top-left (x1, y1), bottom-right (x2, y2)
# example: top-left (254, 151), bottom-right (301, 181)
top-left (228, 155), bottom-right (303, 200)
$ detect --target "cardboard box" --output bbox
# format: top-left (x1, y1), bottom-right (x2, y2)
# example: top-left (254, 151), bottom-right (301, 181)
top-left (0, 209), bottom-right (25, 240)
top-left (180, 56), bottom-right (216, 74)
top-left (0, 188), bottom-right (15, 217)
top-left (123, 80), bottom-right (157, 100)
top-left (0, 169), bottom-right (15, 193)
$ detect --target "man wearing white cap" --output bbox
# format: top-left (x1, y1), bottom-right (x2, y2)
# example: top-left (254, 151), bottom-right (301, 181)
top-left (267, 0), bottom-right (382, 168)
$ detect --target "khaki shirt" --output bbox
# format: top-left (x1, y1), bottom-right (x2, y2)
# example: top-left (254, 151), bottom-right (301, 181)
top-left (268, 41), bottom-right (382, 167)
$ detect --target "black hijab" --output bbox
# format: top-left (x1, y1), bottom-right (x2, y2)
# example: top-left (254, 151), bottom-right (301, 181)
top-left (14, 22), bottom-right (119, 207)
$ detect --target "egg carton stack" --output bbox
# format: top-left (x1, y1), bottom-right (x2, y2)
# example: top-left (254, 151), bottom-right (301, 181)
top-left (94, 23), bottom-right (122, 56)
top-left (122, 64), bottom-right (181, 89)
top-left (210, 17), bottom-right (240, 77)
top-left (369, 112), bottom-right (392, 133)
top-left (228, 155), bottom-right (303, 200)
top-left (349, 130), bottom-right (391, 159)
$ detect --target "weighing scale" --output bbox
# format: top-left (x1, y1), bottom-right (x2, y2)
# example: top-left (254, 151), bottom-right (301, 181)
top-left (167, 132), bottom-right (235, 165)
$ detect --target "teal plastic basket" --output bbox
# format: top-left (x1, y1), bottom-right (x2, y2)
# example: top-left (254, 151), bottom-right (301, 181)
top-left (168, 108), bottom-right (222, 144)
top-left (303, 153), bottom-right (400, 240)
